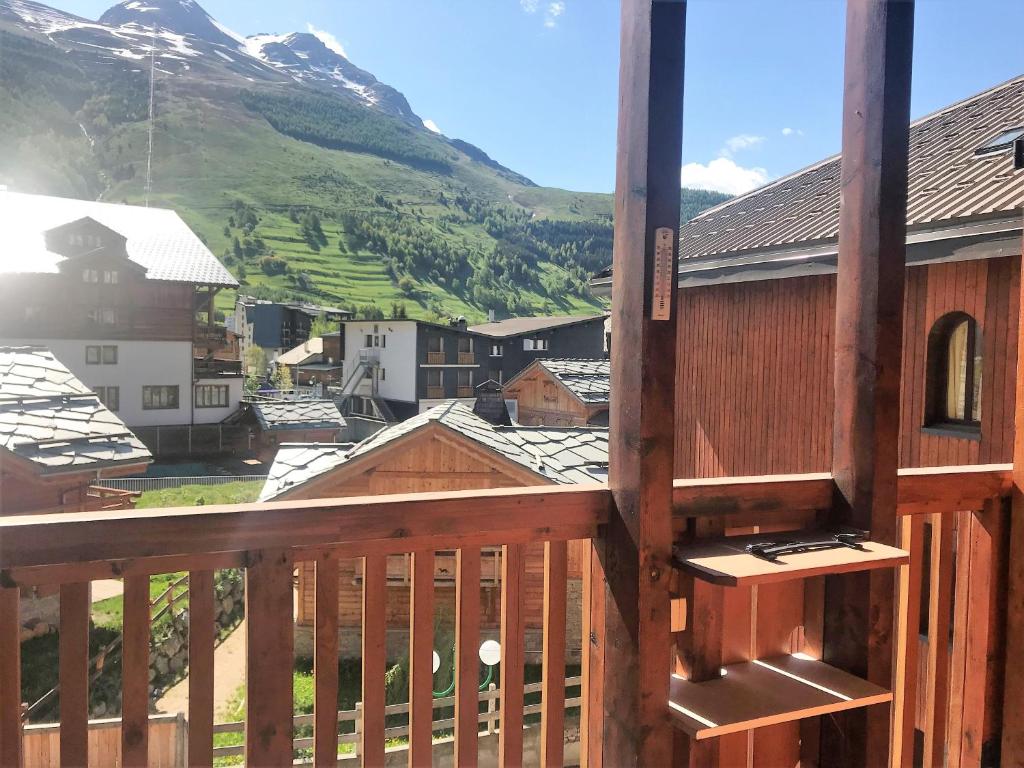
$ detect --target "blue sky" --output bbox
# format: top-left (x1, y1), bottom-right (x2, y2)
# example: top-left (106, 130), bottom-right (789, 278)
top-left (58, 0), bottom-right (1024, 194)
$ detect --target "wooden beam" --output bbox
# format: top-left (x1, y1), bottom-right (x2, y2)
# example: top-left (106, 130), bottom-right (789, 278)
top-left (314, 553), bottom-right (340, 767)
top-left (822, 1), bottom-right (914, 765)
top-left (1003, 214), bottom-right (1024, 767)
top-left (245, 549), bottom-right (294, 766)
top-left (595, 0), bottom-right (686, 765)
top-left (0, 588), bottom-right (21, 768)
top-left (922, 513), bottom-right (954, 767)
top-left (188, 570), bottom-right (216, 768)
top-left (121, 575), bottom-right (150, 767)
top-left (890, 515), bottom-right (924, 768)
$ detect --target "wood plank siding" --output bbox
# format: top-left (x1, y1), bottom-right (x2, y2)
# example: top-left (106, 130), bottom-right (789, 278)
top-left (674, 257), bottom-right (1020, 479)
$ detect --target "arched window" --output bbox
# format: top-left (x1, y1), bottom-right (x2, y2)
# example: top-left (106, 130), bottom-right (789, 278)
top-left (926, 312), bottom-right (982, 430)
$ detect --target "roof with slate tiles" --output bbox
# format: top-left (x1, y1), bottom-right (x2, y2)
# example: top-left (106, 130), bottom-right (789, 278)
top-left (259, 401), bottom-right (608, 500)
top-left (524, 359), bottom-right (611, 405)
top-left (251, 399), bottom-right (346, 432)
top-left (0, 346), bottom-right (151, 474)
top-left (0, 191), bottom-right (238, 286)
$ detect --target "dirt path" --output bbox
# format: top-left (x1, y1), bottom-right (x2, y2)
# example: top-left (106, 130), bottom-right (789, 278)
top-left (154, 618), bottom-right (247, 720)
top-left (90, 579), bottom-right (123, 602)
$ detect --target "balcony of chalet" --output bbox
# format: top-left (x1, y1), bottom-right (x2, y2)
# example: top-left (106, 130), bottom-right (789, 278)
top-left (2, 2), bottom-right (1023, 768)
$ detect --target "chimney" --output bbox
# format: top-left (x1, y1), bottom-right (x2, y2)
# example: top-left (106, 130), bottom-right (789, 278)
top-left (488, 309), bottom-right (496, 323)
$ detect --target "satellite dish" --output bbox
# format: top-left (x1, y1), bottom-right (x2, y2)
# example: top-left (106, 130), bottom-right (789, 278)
top-left (479, 639), bottom-right (501, 667)
top-left (432, 650), bottom-right (441, 674)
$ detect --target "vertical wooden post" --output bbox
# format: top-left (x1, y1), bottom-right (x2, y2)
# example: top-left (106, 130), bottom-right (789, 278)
top-left (541, 541), bottom-right (568, 768)
top-left (0, 587), bottom-right (22, 768)
top-left (188, 570), bottom-right (215, 768)
top-left (823, 1), bottom-right (914, 765)
top-left (1003, 213), bottom-right (1024, 767)
top-left (314, 553), bottom-right (340, 767)
top-left (499, 543), bottom-right (525, 768)
top-left (245, 549), bottom-right (294, 767)
top-left (121, 574), bottom-right (151, 767)
top-left (59, 582), bottom-right (90, 768)
top-left (591, 0), bottom-right (686, 765)
top-left (455, 548), bottom-right (481, 768)
top-left (408, 550), bottom-right (435, 768)
top-left (361, 554), bottom-right (387, 768)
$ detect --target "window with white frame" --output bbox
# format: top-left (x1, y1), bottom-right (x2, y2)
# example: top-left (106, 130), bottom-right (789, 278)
top-left (195, 384), bottom-right (230, 408)
top-left (94, 386), bottom-right (120, 411)
top-left (490, 343), bottom-right (503, 357)
top-left (524, 338), bottom-right (549, 351)
top-left (143, 385), bottom-right (179, 410)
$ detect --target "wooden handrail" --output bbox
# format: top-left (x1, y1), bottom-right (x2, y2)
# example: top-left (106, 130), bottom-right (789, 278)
top-left (2, 465), bottom-right (1010, 574)
top-left (0, 484), bottom-right (610, 571)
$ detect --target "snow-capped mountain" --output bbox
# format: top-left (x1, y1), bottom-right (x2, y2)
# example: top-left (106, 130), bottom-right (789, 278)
top-left (0, 0), bottom-right (420, 122)
top-left (243, 31), bottom-right (416, 121)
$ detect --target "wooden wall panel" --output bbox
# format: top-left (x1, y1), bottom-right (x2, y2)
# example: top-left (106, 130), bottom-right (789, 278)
top-left (674, 257), bottom-right (1019, 479)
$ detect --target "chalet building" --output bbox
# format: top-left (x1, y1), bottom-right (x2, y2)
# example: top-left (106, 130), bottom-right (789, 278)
top-left (0, 191), bottom-right (243, 430)
top-left (503, 358), bottom-right (610, 426)
top-left (338, 315), bottom-right (607, 421)
top-left (234, 296), bottom-right (350, 366)
top-left (259, 401), bottom-right (608, 660)
top-left (239, 400), bottom-right (347, 461)
top-left (0, 346), bottom-right (151, 515)
top-left (593, 74), bottom-right (1024, 478)
top-left (274, 335), bottom-right (344, 388)
top-left (466, 314), bottom-right (608, 384)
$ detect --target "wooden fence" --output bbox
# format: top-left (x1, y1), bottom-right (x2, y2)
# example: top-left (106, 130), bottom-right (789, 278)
top-left (22, 714), bottom-right (184, 768)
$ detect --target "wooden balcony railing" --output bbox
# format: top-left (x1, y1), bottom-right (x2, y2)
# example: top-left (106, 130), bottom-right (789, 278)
top-left (457, 386), bottom-right (474, 398)
top-left (0, 465), bottom-right (1012, 766)
top-left (426, 386), bottom-right (445, 399)
top-left (458, 352), bottom-right (475, 365)
top-left (426, 352), bottom-right (445, 365)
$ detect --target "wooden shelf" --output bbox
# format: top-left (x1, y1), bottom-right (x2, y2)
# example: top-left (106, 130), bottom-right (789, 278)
top-left (673, 530), bottom-right (908, 586)
top-left (668, 655), bottom-right (892, 740)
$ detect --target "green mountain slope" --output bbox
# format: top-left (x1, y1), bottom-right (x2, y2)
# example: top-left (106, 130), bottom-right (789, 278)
top-left (0, 23), bottom-right (729, 322)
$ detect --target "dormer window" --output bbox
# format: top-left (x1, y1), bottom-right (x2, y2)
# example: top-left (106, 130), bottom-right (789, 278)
top-left (974, 127), bottom-right (1024, 156)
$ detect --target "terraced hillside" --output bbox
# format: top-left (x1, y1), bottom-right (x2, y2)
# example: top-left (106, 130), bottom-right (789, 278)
top-left (0, 0), bottom-right (729, 321)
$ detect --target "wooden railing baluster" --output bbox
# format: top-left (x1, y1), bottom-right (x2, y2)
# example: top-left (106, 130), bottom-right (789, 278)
top-left (455, 548), bottom-right (481, 768)
top-left (923, 513), bottom-right (954, 766)
top-left (499, 543), bottom-right (525, 768)
top-left (541, 540), bottom-right (568, 768)
top-left (361, 554), bottom-right (387, 767)
top-left (188, 569), bottom-right (215, 768)
top-left (121, 574), bottom-right (150, 767)
top-left (59, 582), bottom-right (89, 768)
top-left (892, 515), bottom-right (924, 768)
top-left (245, 549), bottom-right (294, 767)
top-left (314, 553), bottom-right (340, 767)
top-left (408, 550), bottom-right (435, 768)
top-left (0, 587), bottom-right (22, 768)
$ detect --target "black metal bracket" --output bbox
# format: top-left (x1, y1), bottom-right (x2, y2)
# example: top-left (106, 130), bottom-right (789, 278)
top-left (744, 529), bottom-right (869, 563)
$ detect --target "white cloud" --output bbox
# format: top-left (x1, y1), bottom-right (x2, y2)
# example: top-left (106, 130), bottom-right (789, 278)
top-left (422, 118), bottom-right (442, 135)
top-left (544, 1), bottom-right (565, 27)
top-left (722, 133), bottom-right (764, 157)
top-left (520, 0), bottom-right (539, 12)
top-left (306, 22), bottom-right (346, 58)
top-left (680, 157), bottom-right (769, 196)
top-left (782, 127), bottom-right (804, 137)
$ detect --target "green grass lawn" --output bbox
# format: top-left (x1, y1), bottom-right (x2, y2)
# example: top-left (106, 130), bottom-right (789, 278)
top-left (134, 481), bottom-right (264, 509)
